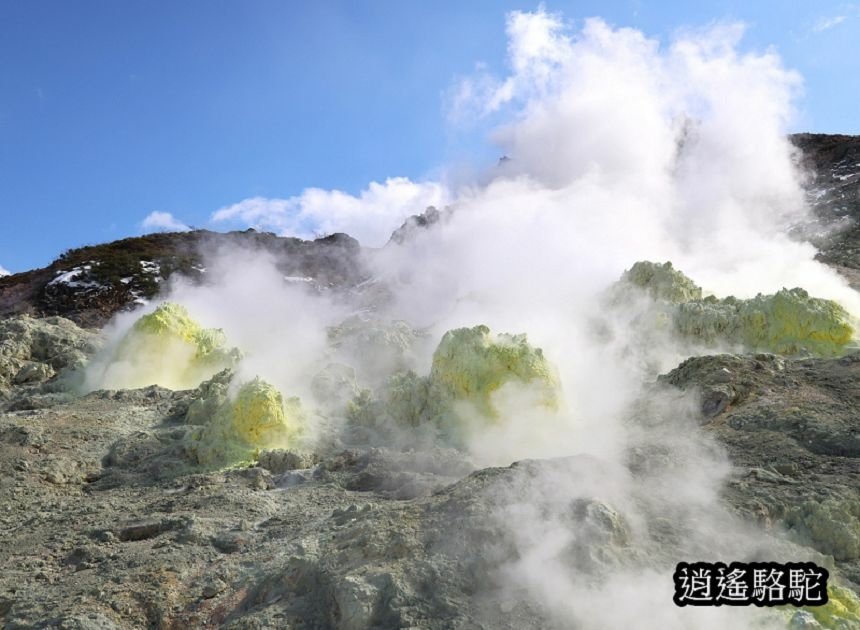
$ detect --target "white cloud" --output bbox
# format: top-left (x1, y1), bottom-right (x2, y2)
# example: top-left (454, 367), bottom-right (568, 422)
top-left (211, 177), bottom-right (447, 247)
top-left (446, 9), bottom-right (572, 122)
top-left (141, 211), bottom-right (191, 233)
top-left (0, 264), bottom-right (10, 277)
top-left (813, 14), bottom-right (847, 32)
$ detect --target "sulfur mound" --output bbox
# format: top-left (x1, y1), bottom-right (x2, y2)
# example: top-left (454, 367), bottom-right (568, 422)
top-left (614, 261), bottom-right (855, 357)
top-left (619, 260), bottom-right (703, 303)
top-left (785, 499), bottom-right (860, 561)
top-left (88, 302), bottom-right (239, 390)
top-left (676, 290), bottom-right (855, 357)
top-left (349, 325), bottom-right (561, 442)
top-left (737, 289), bottom-right (853, 355)
top-left (803, 584), bottom-right (860, 629)
top-left (185, 377), bottom-right (304, 468)
top-left (347, 369), bottom-right (437, 434)
top-left (430, 325), bottom-right (559, 418)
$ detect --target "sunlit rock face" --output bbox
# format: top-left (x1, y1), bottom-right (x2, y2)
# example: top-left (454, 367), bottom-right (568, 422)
top-left (87, 302), bottom-right (239, 391)
top-left (0, 315), bottom-right (101, 399)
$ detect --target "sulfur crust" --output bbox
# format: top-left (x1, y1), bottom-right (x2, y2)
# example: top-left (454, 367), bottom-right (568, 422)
top-left (622, 260), bottom-right (703, 303)
top-left (807, 584), bottom-right (860, 628)
top-left (430, 325), bottom-right (560, 419)
top-left (347, 324), bottom-right (562, 438)
top-left (618, 261), bottom-right (855, 357)
top-left (187, 377), bottom-right (304, 467)
top-left (103, 302), bottom-right (238, 390)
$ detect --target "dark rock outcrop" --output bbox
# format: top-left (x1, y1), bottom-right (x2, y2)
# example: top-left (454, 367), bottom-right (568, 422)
top-left (791, 133), bottom-right (860, 286)
top-left (0, 230), bottom-right (367, 327)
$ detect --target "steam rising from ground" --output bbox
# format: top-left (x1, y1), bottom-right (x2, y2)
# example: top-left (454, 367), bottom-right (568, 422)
top-left (86, 9), bottom-right (858, 629)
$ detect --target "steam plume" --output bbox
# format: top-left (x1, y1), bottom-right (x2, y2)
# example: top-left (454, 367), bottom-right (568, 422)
top-left (86, 9), bottom-right (857, 629)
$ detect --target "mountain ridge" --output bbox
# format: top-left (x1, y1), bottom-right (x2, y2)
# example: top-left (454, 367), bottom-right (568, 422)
top-left (0, 230), bottom-right (365, 327)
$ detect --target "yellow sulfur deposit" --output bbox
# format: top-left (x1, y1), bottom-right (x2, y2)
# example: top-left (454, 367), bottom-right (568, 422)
top-left (99, 302), bottom-right (239, 390)
top-left (675, 289), bottom-right (854, 357)
top-left (736, 289), bottom-right (854, 356)
top-left (620, 260), bottom-right (703, 303)
top-left (806, 584), bottom-right (860, 628)
top-left (786, 499), bottom-right (860, 562)
top-left (346, 325), bottom-right (561, 440)
top-left (186, 377), bottom-right (304, 467)
top-left (430, 325), bottom-right (560, 419)
top-left (615, 261), bottom-right (856, 357)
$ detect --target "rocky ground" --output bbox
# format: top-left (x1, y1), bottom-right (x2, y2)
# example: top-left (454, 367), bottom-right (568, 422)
top-left (1, 135), bottom-right (860, 629)
top-left (662, 353), bottom-right (860, 582)
top-left (1, 317), bottom-right (858, 629)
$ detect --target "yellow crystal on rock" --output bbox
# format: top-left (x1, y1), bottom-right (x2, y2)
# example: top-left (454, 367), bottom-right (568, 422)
top-left (346, 325), bottom-right (562, 438)
top-left (430, 325), bottom-right (560, 419)
top-left (807, 584), bottom-right (860, 628)
top-left (616, 262), bottom-right (855, 357)
top-left (620, 260), bottom-right (703, 303)
top-left (187, 377), bottom-right (303, 467)
top-left (98, 302), bottom-right (238, 390)
top-left (736, 289), bottom-right (854, 356)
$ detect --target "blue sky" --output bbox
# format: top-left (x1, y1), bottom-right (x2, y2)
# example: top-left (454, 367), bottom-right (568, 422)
top-left (1, 1), bottom-right (857, 273)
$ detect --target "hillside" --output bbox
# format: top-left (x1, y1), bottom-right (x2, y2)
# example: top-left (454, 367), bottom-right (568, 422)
top-left (0, 230), bottom-right (365, 328)
top-left (793, 134), bottom-right (860, 283)
top-left (1, 134), bottom-right (860, 629)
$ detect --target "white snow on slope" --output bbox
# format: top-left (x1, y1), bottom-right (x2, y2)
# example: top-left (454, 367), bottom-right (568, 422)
top-left (47, 264), bottom-right (103, 289)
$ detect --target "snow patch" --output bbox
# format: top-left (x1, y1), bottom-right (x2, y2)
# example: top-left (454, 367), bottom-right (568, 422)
top-left (129, 289), bottom-right (149, 306)
top-left (47, 264), bottom-right (102, 290)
